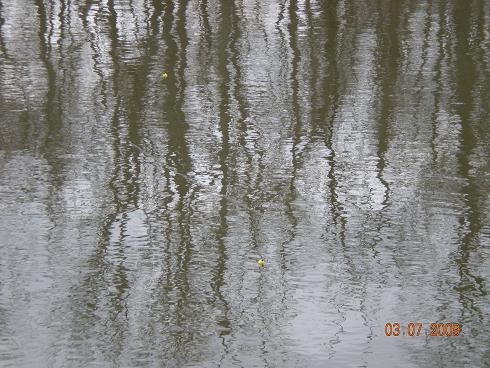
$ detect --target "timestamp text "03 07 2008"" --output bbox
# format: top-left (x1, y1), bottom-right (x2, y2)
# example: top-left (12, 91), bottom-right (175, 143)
top-left (384, 322), bottom-right (461, 337)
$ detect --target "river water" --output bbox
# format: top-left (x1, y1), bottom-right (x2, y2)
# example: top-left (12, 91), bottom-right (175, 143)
top-left (0, 1), bottom-right (489, 367)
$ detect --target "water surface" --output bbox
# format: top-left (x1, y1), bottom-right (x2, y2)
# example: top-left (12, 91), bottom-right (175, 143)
top-left (0, 1), bottom-right (489, 367)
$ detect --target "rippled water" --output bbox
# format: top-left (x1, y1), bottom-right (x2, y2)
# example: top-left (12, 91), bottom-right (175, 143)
top-left (1, 1), bottom-right (489, 367)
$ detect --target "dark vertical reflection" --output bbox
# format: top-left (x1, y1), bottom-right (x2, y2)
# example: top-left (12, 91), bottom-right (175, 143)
top-left (372, 0), bottom-right (402, 207)
top-left (162, 0), bottom-right (194, 357)
top-left (276, 0), bottom-right (286, 28)
top-left (79, 0), bottom-right (94, 23)
top-left (453, 1), bottom-right (486, 316)
top-left (225, 3), bottom-right (261, 361)
top-left (430, 0), bottom-right (447, 163)
top-left (158, 3), bottom-right (175, 214)
top-left (47, 0), bottom-right (55, 55)
top-left (474, 2), bottom-right (490, 143)
top-left (149, 0), bottom-right (163, 35)
top-left (240, 24), bottom-right (262, 263)
top-left (151, 1), bottom-right (179, 349)
top-left (62, 0), bottom-right (76, 89)
top-left (282, 0), bottom-right (300, 260)
top-left (0, 0), bottom-right (7, 58)
top-left (17, 111), bottom-right (31, 149)
top-left (211, 0), bottom-right (235, 354)
top-left (275, 0), bottom-right (288, 93)
top-left (79, 0), bottom-right (109, 109)
top-left (287, 0), bottom-right (301, 154)
top-left (321, 4), bottom-right (368, 357)
top-left (35, 0), bottom-right (61, 160)
top-left (414, 1), bottom-right (433, 106)
top-left (305, 0), bottom-right (319, 137)
top-left (199, 0), bottom-right (212, 51)
top-left (101, 0), bottom-right (166, 358)
top-left (317, 0), bottom-right (345, 244)
top-left (66, 0), bottom-right (129, 362)
top-left (103, 1), bottom-right (131, 356)
top-left (34, 0), bottom-right (68, 247)
top-left (162, 0), bottom-right (190, 196)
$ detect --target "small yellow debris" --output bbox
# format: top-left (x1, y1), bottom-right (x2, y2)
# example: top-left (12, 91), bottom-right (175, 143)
top-left (257, 258), bottom-right (265, 267)
top-left (162, 72), bottom-right (168, 79)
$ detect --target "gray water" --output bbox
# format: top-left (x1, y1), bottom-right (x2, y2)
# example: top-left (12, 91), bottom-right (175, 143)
top-left (1, 1), bottom-right (490, 367)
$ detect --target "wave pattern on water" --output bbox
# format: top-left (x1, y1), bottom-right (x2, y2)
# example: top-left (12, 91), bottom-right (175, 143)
top-left (0, 1), bottom-right (489, 367)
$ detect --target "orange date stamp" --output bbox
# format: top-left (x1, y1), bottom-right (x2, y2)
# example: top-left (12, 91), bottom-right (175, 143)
top-left (384, 322), bottom-right (461, 337)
